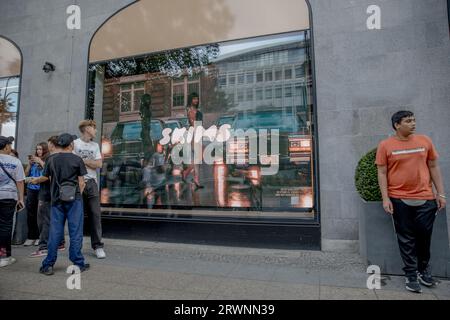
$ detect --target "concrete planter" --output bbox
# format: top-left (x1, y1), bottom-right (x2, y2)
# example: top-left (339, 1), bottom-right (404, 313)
top-left (359, 200), bottom-right (450, 278)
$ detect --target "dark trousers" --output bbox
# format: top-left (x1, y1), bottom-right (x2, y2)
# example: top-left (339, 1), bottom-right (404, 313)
top-left (0, 199), bottom-right (16, 257)
top-left (37, 200), bottom-right (65, 250)
top-left (25, 189), bottom-right (40, 239)
top-left (42, 200), bottom-right (85, 268)
top-left (391, 198), bottom-right (438, 277)
top-left (83, 179), bottom-right (103, 250)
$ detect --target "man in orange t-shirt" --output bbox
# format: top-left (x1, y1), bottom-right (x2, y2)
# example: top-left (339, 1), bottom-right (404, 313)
top-left (376, 110), bottom-right (446, 293)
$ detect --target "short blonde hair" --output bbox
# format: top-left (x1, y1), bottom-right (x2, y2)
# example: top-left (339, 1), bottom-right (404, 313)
top-left (78, 119), bottom-right (96, 133)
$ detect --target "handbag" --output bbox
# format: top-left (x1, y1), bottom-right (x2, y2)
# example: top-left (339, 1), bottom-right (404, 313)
top-left (52, 161), bottom-right (77, 202)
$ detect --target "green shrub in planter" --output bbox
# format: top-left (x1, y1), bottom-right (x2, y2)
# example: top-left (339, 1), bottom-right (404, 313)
top-left (355, 148), bottom-right (382, 201)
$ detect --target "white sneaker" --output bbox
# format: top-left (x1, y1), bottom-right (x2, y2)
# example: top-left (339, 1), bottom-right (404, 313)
top-left (23, 239), bottom-right (34, 246)
top-left (95, 248), bottom-right (106, 259)
top-left (34, 239), bottom-right (40, 246)
top-left (0, 257), bottom-right (17, 267)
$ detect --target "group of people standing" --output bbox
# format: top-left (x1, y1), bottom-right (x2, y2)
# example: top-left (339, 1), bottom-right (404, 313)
top-left (0, 120), bottom-right (106, 275)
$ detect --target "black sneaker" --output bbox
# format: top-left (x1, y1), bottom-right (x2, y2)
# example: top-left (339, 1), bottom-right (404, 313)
top-left (39, 266), bottom-right (54, 276)
top-left (72, 263), bottom-right (90, 273)
top-left (418, 269), bottom-right (435, 287)
top-left (405, 276), bottom-right (422, 293)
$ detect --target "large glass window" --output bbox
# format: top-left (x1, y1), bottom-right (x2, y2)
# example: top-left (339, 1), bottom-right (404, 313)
top-left (0, 77), bottom-right (19, 139)
top-left (0, 37), bottom-right (21, 142)
top-left (89, 30), bottom-right (315, 222)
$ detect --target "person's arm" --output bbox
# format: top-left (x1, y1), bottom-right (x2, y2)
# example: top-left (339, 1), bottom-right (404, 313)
top-left (428, 159), bottom-right (446, 210)
top-left (84, 159), bottom-right (102, 170)
top-left (16, 180), bottom-right (25, 209)
top-left (24, 163), bottom-right (31, 176)
top-left (34, 157), bottom-right (45, 168)
top-left (30, 176), bottom-right (49, 184)
top-left (377, 165), bottom-right (393, 214)
top-left (187, 107), bottom-right (196, 127)
top-left (78, 176), bottom-right (86, 194)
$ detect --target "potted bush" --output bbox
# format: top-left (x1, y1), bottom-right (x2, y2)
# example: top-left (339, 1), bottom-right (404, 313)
top-left (355, 148), bottom-right (450, 277)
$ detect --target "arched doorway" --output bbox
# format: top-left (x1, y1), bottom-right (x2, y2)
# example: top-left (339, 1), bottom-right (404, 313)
top-left (0, 36), bottom-right (22, 144)
top-left (87, 0), bottom-right (318, 245)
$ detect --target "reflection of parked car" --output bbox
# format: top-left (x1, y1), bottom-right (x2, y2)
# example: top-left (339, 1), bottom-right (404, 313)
top-left (105, 120), bottom-right (164, 159)
top-left (215, 114), bottom-right (235, 127)
top-left (226, 108), bottom-right (312, 170)
top-left (164, 119), bottom-right (183, 131)
top-left (169, 117), bottom-right (189, 129)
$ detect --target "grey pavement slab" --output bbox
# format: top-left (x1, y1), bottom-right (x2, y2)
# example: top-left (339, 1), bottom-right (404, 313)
top-left (272, 266), bottom-right (320, 285)
top-left (1, 237), bottom-right (449, 300)
top-left (319, 286), bottom-right (377, 300)
top-left (264, 282), bottom-right (319, 300)
top-left (374, 289), bottom-right (437, 300)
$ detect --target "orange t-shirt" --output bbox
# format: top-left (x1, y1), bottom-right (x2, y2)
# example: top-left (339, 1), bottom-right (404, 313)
top-left (375, 134), bottom-right (439, 200)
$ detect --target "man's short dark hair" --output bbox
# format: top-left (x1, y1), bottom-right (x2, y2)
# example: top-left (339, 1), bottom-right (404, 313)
top-left (391, 110), bottom-right (414, 130)
top-left (47, 135), bottom-right (59, 147)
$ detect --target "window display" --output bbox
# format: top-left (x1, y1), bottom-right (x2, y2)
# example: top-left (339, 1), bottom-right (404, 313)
top-left (89, 31), bottom-right (315, 221)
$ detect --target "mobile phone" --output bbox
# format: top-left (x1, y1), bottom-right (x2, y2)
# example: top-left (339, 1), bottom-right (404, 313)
top-left (28, 155), bottom-right (32, 160)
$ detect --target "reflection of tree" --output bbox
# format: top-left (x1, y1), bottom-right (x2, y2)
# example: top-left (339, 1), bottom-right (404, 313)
top-left (104, 44), bottom-right (220, 79)
top-left (0, 77), bottom-right (17, 130)
top-left (139, 93), bottom-right (153, 160)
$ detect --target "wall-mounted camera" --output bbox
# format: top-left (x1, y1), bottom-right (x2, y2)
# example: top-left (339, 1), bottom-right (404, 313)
top-left (42, 62), bottom-right (55, 73)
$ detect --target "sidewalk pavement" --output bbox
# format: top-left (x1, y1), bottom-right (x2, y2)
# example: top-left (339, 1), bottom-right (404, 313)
top-left (1, 237), bottom-right (449, 300)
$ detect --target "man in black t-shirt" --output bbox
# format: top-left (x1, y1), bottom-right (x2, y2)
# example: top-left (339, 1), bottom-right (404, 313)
top-left (29, 136), bottom-right (65, 257)
top-left (39, 133), bottom-right (89, 275)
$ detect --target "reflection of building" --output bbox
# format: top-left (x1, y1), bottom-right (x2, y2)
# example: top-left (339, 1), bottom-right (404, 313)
top-left (214, 35), bottom-right (312, 121)
top-left (102, 36), bottom-right (313, 132)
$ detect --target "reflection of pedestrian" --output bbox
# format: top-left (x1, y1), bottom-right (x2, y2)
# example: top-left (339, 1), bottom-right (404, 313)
top-left (142, 143), bottom-right (167, 207)
top-left (376, 111), bottom-right (446, 293)
top-left (0, 136), bottom-right (25, 268)
top-left (183, 92), bottom-right (204, 190)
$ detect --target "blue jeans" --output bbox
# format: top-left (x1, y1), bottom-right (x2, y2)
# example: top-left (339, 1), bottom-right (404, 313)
top-left (42, 200), bottom-right (85, 269)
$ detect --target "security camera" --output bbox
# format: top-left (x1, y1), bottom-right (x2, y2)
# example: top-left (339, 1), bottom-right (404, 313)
top-left (42, 62), bottom-right (55, 73)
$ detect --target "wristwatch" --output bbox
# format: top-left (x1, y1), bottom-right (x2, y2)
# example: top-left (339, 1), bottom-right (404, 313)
top-left (437, 194), bottom-right (447, 199)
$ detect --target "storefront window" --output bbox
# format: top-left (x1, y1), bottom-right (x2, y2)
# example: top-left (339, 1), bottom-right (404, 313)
top-left (0, 37), bottom-right (21, 142)
top-left (89, 30), bottom-right (315, 222)
top-left (88, 0), bottom-right (314, 223)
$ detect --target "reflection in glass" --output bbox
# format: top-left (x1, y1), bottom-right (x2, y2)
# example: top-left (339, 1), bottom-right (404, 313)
top-left (91, 31), bottom-right (315, 220)
top-left (0, 77), bottom-right (19, 140)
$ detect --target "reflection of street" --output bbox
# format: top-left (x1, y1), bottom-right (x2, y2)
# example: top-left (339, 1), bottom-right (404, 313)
top-left (101, 159), bottom-right (313, 210)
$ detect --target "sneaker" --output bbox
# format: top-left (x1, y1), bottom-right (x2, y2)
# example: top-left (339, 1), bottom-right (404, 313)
top-left (94, 248), bottom-right (106, 259)
top-left (405, 276), bottom-right (422, 293)
top-left (418, 269), bottom-right (435, 287)
top-left (34, 239), bottom-right (40, 246)
top-left (0, 257), bottom-right (17, 267)
top-left (23, 239), bottom-right (34, 246)
top-left (29, 249), bottom-right (48, 258)
top-left (39, 265), bottom-right (54, 276)
top-left (79, 263), bottom-right (90, 273)
top-left (58, 243), bottom-right (66, 251)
